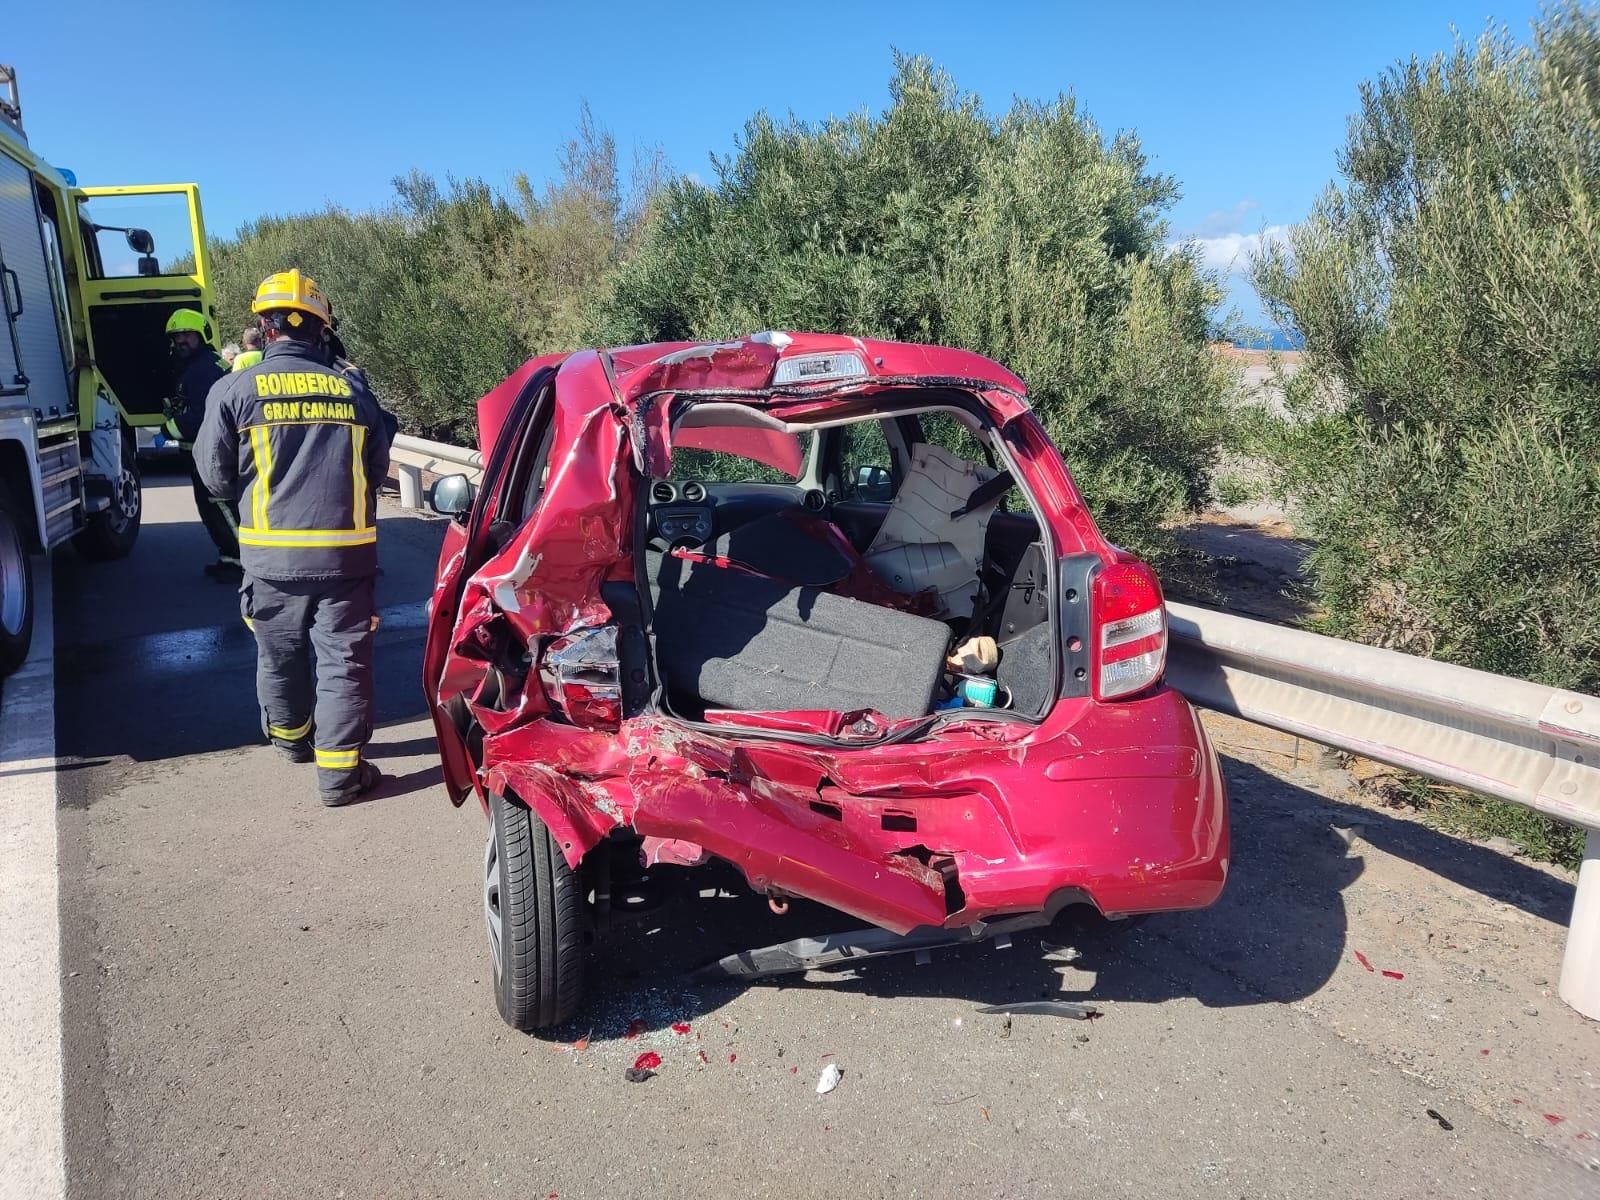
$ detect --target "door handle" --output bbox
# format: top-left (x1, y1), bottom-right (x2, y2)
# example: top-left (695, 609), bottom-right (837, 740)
top-left (1, 266), bottom-right (20, 319)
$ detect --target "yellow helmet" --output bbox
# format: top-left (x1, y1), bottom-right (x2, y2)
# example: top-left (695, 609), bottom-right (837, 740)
top-left (164, 308), bottom-right (210, 337)
top-left (251, 269), bottom-right (332, 329)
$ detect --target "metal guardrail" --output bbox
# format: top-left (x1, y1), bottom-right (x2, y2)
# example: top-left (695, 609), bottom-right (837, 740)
top-left (389, 434), bottom-right (482, 510)
top-left (387, 433), bottom-right (1600, 1018)
top-left (1167, 601), bottom-right (1600, 1020)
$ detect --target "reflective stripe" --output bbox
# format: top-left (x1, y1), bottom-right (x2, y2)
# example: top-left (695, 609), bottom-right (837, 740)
top-left (352, 425), bottom-right (367, 530)
top-left (242, 615), bottom-right (255, 632)
top-left (269, 718), bottom-right (312, 741)
top-left (315, 748), bottom-right (360, 769)
top-left (237, 527), bottom-right (378, 549)
top-left (248, 425), bottom-right (274, 530)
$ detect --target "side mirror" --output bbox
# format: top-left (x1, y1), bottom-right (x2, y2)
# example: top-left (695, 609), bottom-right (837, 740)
top-left (853, 464), bottom-right (892, 501)
top-left (427, 473), bottom-right (475, 520)
top-left (125, 228), bottom-right (155, 255)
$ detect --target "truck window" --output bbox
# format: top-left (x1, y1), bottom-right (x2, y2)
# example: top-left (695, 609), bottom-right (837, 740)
top-left (77, 193), bottom-right (195, 280)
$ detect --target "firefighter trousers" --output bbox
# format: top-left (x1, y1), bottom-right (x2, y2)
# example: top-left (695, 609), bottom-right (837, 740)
top-left (188, 458), bottom-right (240, 563)
top-left (242, 574), bottom-right (377, 797)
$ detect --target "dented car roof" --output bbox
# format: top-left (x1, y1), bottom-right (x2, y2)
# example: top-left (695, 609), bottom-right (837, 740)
top-left (474, 333), bottom-right (1033, 453)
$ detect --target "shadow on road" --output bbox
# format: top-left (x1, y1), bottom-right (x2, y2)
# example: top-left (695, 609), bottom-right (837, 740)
top-left (54, 498), bottom-right (447, 773)
top-left (532, 755), bottom-right (1574, 1041)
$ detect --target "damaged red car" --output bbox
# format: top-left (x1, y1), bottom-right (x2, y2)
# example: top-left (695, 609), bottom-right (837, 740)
top-left (421, 333), bottom-right (1228, 1030)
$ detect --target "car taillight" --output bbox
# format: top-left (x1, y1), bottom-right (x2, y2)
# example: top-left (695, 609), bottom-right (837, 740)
top-left (538, 626), bottom-right (622, 728)
top-left (1091, 560), bottom-right (1167, 701)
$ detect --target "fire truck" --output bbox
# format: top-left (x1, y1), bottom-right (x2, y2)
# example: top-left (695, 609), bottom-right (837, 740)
top-left (0, 65), bottom-right (217, 675)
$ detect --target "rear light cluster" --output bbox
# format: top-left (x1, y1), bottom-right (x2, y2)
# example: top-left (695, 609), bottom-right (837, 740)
top-left (1091, 560), bottom-right (1168, 700)
top-left (538, 626), bottom-right (622, 728)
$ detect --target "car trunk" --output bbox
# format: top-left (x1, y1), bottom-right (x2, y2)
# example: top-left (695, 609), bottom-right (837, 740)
top-left (639, 414), bottom-right (1060, 735)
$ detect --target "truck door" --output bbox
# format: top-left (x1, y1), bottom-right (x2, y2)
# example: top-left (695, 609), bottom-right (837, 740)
top-left (0, 149), bottom-right (74, 422)
top-left (74, 184), bottom-right (214, 426)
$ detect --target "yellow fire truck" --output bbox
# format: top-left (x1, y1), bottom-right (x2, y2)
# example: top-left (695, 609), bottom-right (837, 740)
top-left (0, 64), bottom-right (218, 674)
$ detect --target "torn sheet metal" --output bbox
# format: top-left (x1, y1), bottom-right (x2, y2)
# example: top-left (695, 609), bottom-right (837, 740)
top-left (421, 333), bottom-right (1229, 936)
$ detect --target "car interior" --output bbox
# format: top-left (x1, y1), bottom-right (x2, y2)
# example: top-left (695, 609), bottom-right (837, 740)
top-left (640, 392), bottom-right (1058, 724)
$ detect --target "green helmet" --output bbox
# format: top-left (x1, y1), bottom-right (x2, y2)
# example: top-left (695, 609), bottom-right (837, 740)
top-left (165, 308), bottom-right (209, 337)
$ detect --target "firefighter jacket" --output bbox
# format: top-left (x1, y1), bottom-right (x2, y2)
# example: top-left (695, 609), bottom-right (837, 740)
top-left (171, 348), bottom-right (229, 445)
top-left (194, 339), bottom-right (393, 581)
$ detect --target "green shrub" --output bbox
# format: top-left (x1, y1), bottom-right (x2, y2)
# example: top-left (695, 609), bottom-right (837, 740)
top-left (1252, 4), bottom-right (1600, 861)
top-left (208, 110), bottom-right (658, 443)
top-left (593, 55), bottom-right (1237, 559)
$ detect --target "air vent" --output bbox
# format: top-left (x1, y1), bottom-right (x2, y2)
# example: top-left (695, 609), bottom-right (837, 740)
top-left (650, 481), bottom-right (678, 504)
top-left (681, 481), bottom-right (707, 504)
top-left (803, 488), bottom-right (826, 512)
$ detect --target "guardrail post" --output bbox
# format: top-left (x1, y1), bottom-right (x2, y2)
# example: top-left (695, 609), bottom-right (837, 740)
top-left (396, 463), bottom-right (422, 510)
top-left (1559, 828), bottom-right (1600, 1020)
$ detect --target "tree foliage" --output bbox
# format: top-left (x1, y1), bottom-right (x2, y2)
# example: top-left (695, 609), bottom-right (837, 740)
top-left (208, 108), bottom-right (659, 441)
top-left (1252, 6), bottom-right (1600, 694)
top-left (594, 56), bottom-right (1236, 557)
top-left (1252, 5), bottom-right (1600, 865)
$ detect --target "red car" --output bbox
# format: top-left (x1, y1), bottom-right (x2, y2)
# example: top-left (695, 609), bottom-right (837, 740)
top-left (422, 333), bottom-right (1228, 1030)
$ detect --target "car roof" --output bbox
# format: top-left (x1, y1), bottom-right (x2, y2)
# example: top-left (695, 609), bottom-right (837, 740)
top-left (603, 332), bottom-right (1028, 403)
top-left (476, 334), bottom-right (1032, 452)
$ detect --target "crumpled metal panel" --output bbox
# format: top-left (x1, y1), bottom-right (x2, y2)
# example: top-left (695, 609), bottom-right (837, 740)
top-left (421, 333), bottom-right (1229, 934)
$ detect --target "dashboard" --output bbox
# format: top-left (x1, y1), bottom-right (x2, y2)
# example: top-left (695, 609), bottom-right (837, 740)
top-left (647, 480), bottom-right (828, 548)
top-left (649, 480), bottom-right (714, 545)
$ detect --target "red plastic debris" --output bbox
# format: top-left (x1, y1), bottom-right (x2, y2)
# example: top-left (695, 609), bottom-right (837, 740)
top-left (633, 1051), bottom-right (662, 1071)
top-left (697, 1050), bottom-right (709, 1064)
top-left (624, 1019), bottom-right (647, 1040)
top-left (1353, 951), bottom-right (1375, 972)
top-left (1512, 1098), bottom-right (1525, 1105)
top-left (1545, 1113), bottom-right (1566, 1126)
top-left (1382, 970), bottom-right (1404, 980)
top-left (671, 1022), bottom-right (691, 1035)
top-left (1481, 1049), bottom-right (1491, 1056)
top-left (572, 1036), bottom-right (590, 1052)
top-left (790, 1066), bottom-right (798, 1074)
top-left (729, 1052), bottom-right (737, 1063)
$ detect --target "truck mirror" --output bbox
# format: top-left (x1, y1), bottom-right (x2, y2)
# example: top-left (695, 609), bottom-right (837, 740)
top-left (125, 228), bottom-right (155, 255)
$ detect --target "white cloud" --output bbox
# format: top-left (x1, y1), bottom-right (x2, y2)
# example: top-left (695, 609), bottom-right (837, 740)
top-left (1178, 225), bottom-right (1291, 274)
top-left (1190, 199), bottom-right (1261, 239)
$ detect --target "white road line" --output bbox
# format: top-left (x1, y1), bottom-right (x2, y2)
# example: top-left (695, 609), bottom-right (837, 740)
top-left (0, 557), bottom-right (63, 1200)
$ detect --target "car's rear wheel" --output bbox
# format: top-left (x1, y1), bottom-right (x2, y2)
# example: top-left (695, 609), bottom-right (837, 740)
top-left (484, 789), bottom-right (584, 1030)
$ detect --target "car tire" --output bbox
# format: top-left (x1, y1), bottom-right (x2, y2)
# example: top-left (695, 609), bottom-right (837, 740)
top-left (484, 788), bottom-right (584, 1030)
top-left (74, 441), bottom-right (141, 561)
top-left (0, 479), bottom-right (34, 678)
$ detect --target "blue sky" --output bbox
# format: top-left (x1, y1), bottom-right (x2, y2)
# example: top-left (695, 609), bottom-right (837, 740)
top-left (9, 0), bottom-right (1545, 327)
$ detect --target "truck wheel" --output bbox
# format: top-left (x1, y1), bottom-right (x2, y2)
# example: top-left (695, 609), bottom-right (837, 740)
top-left (484, 789), bottom-right (585, 1031)
top-left (74, 447), bottom-right (141, 561)
top-left (0, 481), bottom-right (34, 677)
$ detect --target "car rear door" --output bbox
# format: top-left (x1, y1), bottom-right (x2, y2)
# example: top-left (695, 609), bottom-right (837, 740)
top-left (423, 366), bottom-right (558, 805)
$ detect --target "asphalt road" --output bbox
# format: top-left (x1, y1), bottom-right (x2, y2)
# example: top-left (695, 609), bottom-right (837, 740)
top-left (32, 468), bottom-right (1600, 1198)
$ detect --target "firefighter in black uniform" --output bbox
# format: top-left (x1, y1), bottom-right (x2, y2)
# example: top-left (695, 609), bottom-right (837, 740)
top-left (164, 308), bottom-right (241, 581)
top-left (194, 270), bottom-right (394, 804)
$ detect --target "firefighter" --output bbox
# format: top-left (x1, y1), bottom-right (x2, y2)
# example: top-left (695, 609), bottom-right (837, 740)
top-left (232, 327), bottom-right (265, 372)
top-left (163, 308), bottom-right (242, 582)
top-left (193, 270), bottom-right (394, 805)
